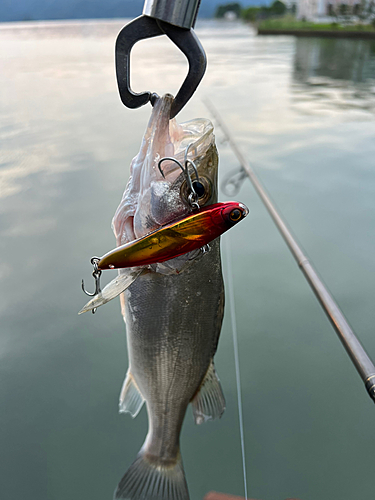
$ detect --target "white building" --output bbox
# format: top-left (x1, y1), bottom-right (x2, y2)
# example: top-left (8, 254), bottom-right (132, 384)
top-left (297, 0), bottom-right (363, 20)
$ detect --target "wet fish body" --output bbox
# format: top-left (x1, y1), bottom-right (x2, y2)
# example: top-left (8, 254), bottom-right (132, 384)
top-left (108, 95), bottom-right (233, 500)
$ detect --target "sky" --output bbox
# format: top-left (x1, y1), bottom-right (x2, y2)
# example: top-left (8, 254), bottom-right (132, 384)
top-left (0, 0), bottom-right (269, 23)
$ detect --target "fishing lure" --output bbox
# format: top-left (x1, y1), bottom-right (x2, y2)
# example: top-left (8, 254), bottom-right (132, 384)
top-left (97, 201), bottom-right (248, 270)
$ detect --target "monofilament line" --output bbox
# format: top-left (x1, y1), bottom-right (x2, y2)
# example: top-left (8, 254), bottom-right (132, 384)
top-left (225, 235), bottom-right (248, 500)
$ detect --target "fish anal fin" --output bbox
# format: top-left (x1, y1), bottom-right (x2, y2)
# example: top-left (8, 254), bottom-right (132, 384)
top-left (119, 371), bottom-right (145, 418)
top-left (190, 361), bottom-right (226, 425)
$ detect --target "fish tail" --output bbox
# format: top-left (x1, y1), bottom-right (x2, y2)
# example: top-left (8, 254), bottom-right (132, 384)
top-left (114, 448), bottom-right (189, 500)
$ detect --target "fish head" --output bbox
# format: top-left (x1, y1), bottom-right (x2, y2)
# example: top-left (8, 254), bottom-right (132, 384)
top-left (113, 95), bottom-right (219, 248)
top-left (80, 97), bottom-right (220, 313)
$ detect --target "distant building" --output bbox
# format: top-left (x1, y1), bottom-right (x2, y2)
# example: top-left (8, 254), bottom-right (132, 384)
top-left (297, 0), bottom-right (363, 19)
top-left (224, 11), bottom-right (238, 20)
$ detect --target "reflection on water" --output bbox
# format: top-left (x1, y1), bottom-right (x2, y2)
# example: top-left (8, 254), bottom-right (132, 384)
top-left (0, 18), bottom-right (127, 39)
top-left (292, 37), bottom-right (375, 114)
top-left (1, 20), bottom-right (375, 500)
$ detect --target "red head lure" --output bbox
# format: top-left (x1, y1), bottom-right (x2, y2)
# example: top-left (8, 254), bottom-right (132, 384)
top-left (97, 201), bottom-right (249, 270)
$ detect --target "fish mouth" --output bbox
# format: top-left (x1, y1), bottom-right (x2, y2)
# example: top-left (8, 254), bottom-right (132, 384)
top-left (113, 95), bottom-right (217, 246)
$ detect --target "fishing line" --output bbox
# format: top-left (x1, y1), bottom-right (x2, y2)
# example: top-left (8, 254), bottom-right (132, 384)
top-left (224, 235), bottom-right (248, 500)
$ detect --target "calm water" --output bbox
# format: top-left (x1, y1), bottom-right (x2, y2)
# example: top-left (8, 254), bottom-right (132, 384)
top-left (1, 19), bottom-right (375, 500)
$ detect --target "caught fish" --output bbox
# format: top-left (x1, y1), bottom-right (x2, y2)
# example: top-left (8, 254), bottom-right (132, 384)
top-left (82, 94), bottom-right (248, 500)
top-left (97, 201), bottom-right (248, 270)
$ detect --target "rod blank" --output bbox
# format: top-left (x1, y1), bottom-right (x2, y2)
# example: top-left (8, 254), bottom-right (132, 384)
top-left (205, 98), bottom-right (375, 404)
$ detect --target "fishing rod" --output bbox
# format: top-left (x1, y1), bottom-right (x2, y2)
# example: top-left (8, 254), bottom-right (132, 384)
top-left (205, 98), bottom-right (375, 404)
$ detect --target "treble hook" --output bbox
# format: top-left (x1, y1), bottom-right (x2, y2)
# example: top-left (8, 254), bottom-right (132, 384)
top-left (158, 156), bottom-right (194, 191)
top-left (184, 142), bottom-right (200, 181)
top-left (81, 257), bottom-right (102, 313)
top-left (184, 142), bottom-right (208, 200)
top-left (158, 152), bottom-right (200, 210)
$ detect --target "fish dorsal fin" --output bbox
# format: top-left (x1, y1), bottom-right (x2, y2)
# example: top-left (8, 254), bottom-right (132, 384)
top-left (119, 371), bottom-right (145, 418)
top-left (190, 361), bottom-right (225, 425)
top-left (78, 267), bottom-right (145, 315)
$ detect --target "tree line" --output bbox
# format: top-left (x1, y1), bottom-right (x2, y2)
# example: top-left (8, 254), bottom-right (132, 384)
top-left (215, 2), bottom-right (292, 21)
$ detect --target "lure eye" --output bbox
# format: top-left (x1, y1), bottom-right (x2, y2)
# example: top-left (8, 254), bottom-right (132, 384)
top-left (229, 208), bottom-right (242, 222)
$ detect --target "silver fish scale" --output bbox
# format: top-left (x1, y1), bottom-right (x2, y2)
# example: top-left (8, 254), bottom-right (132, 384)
top-left (124, 238), bottom-right (223, 462)
top-left (149, 179), bottom-right (186, 228)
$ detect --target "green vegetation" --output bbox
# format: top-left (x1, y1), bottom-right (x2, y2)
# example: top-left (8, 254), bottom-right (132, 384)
top-left (215, 1), bottom-right (289, 21)
top-left (267, 0), bottom-right (287, 15)
top-left (241, 6), bottom-right (261, 22)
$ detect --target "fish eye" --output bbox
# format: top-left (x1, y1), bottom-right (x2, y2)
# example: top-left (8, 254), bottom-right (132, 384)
top-left (229, 208), bottom-right (242, 222)
top-left (192, 181), bottom-right (205, 198)
top-left (180, 176), bottom-right (212, 207)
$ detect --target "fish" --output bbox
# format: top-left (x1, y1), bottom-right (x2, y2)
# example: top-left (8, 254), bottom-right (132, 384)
top-left (112, 94), bottom-right (228, 500)
top-left (82, 93), bottom-right (248, 500)
top-left (97, 201), bottom-right (248, 270)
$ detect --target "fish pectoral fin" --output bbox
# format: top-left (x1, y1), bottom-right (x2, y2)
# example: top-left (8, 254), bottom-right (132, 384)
top-left (190, 361), bottom-right (226, 425)
top-left (78, 267), bottom-right (146, 315)
top-left (119, 371), bottom-right (145, 418)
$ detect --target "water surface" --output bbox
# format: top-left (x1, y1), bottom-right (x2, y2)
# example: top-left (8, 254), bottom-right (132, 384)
top-left (1, 20), bottom-right (375, 500)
